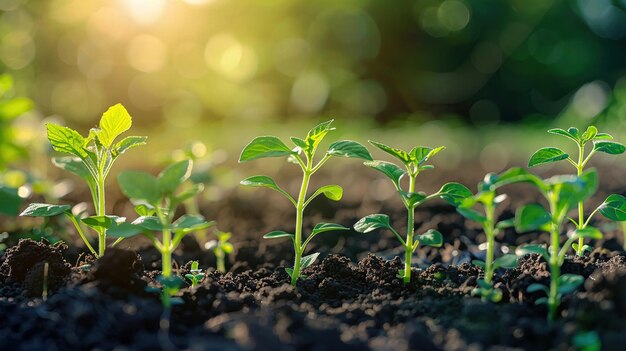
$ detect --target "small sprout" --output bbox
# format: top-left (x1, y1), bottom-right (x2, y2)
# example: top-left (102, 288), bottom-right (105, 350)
top-left (572, 330), bottom-right (601, 351)
top-left (354, 141), bottom-right (471, 284)
top-left (239, 120), bottom-right (371, 286)
top-left (515, 169), bottom-right (598, 321)
top-left (184, 261), bottom-right (204, 288)
top-left (529, 126), bottom-right (625, 256)
top-left (19, 104), bottom-right (146, 257)
top-left (205, 230), bottom-right (233, 273)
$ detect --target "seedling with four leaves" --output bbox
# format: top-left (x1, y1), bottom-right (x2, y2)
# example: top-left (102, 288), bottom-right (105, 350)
top-left (19, 104), bottom-right (146, 257)
top-left (353, 141), bottom-right (472, 284)
top-left (239, 120), bottom-right (372, 286)
top-left (528, 126), bottom-right (625, 256)
top-left (205, 230), bottom-right (233, 273)
top-left (185, 261), bottom-right (204, 289)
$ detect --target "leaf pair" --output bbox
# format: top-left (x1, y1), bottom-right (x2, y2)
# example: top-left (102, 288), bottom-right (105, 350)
top-left (118, 159), bottom-right (194, 206)
top-left (368, 140), bottom-right (444, 174)
top-left (353, 214), bottom-right (443, 248)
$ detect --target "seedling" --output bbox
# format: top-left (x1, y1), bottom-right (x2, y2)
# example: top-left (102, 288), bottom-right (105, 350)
top-left (239, 120), bottom-right (372, 286)
top-left (458, 168), bottom-right (538, 301)
top-left (205, 230), bottom-right (233, 273)
top-left (185, 261), bottom-right (204, 288)
top-left (353, 141), bottom-right (471, 284)
top-left (115, 159), bottom-right (215, 280)
top-left (528, 126), bottom-right (625, 255)
top-left (19, 104), bottom-right (146, 257)
top-left (514, 169), bottom-right (599, 321)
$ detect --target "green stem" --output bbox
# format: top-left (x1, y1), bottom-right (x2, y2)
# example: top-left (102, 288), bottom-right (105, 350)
top-left (291, 169), bottom-right (311, 286)
top-left (548, 196), bottom-right (561, 322)
top-left (576, 143), bottom-right (585, 256)
top-left (156, 206), bottom-right (173, 278)
top-left (403, 174), bottom-right (417, 285)
top-left (484, 203), bottom-right (496, 284)
top-left (216, 251), bottom-right (225, 273)
top-left (96, 175), bottom-right (106, 257)
top-left (66, 213), bottom-right (97, 256)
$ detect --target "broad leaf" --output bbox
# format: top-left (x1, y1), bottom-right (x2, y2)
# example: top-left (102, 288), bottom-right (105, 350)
top-left (309, 185), bottom-right (343, 202)
top-left (416, 229), bottom-right (443, 248)
top-left (82, 215), bottom-right (125, 231)
top-left (172, 214), bottom-right (212, 231)
top-left (400, 191), bottom-right (427, 207)
top-left (239, 136), bottom-right (294, 162)
top-left (438, 182), bottom-right (472, 206)
top-left (327, 140), bottom-right (373, 160)
top-left (528, 147), bottom-right (569, 167)
top-left (46, 123), bottom-right (87, 158)
top-left (19, 203), bottom-right (71, 217)
top-left (158, 159), bottom-right (192, 193)
top-left (113, 136), bottom-right (147, 157)
top-left (97, 103), bottom-right (132, 148)
top-left (305, 120), bottom-right (334, 152)
top-left (52, 157), bottom-right (93, 181)
top-left (548, 128), bottom-right (578, 143)
top-left (457, 207), bottom-right (487, 223)
top-left (300, 252), bottom-right (320, 269)
top-left (118, 171), bottom-right (161, 204)
top-left (290, 137), bottom-right (307, 149)
top-left (132, 216), bottom-right (163, 231)
top-left (364, 160), bottom-right (405, 190)
top-left (515, 244), bottom-right (548, 260)
top-left (573, 226), bottom-right (602, 240)
top-left (593, 140), bottom-right (626, 155)
top-left (353, 214), bottom-right (393, 233)
top-left (310, 223), bottom-right (349, 237)
top-left (557, 274), bottom-right (583, 294)
top-left (410, 146), bottom-right (445, 165)
top-left (240, 175), bottom-right (294, 204)
top-left (492, 167), bottom-right (544, 189)
top-left (369, 140), bottom-right (410, 165)
top-left (598, 194), bottom-right (626, 221)
top-left (581, 125), bottom-right (598, 143)
top-left (493, 254), bottom-right (517, 269)
top-left (175, 183), bottom-right (205, 203)
top-left (106, 221), bottom-right (144, 238)
top-left (514, 204), bottom-right (550, 232)
top-left (263, 231), bottom-right (294, 240)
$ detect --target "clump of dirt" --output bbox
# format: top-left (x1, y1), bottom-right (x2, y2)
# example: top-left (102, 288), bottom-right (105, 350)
top-left (87, 248), bottom-right (146, 293)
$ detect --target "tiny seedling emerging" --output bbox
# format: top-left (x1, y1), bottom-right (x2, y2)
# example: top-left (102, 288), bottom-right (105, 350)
top-left (239, 120), bottom-right (372, 286)
top-left (185, 261), bottom-right (204, 288)
top-left (529, 126), bottom-right (625, 256)
top-left (353, 141), bottom-right (471, 284)
top-left (205, 230), bottom-right (233, 273)
top-left (19, 104), bottom-right (146, 257)
top-left (515, 169), bottom-right (599, 321)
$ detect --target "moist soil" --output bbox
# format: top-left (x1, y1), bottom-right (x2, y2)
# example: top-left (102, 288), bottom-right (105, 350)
top-left (1, 164), bottom-right (626, 351)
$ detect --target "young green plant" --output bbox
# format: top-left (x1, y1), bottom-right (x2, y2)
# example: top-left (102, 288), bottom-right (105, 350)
top-left (185, 261), bottom-right (204, 289)
top-left (514, 169), bottom-right (599, 321)
top-left (19, 104), bottom-right (146, 257)
top-left (353, 141), bottom-right (472, 284)
top-left (528, 126), bottom-right (625, 255)
top-left (205, 230), bottom-right (233, 273)
top-left (458, 168), bottom-right (541, 301)
top-left (239, 120), bottom-right (372, 286)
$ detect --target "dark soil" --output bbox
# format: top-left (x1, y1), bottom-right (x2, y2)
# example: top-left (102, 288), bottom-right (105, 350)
top-left (1, 163), bottom-right (626, 350)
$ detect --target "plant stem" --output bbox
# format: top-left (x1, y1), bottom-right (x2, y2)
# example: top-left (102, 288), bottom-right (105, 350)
top-left (622, 222), bottom-right (626, 251)
top-left (484, 202), bottom-right (496, 284)
top-left (96, 174), bottom-right (106, 257)
top-left (291, 169), bottom-right (311, 286)
top-left (66, 213), bottom-right (97, 256)
top-left (576, 143), bottom-right (585, 256)
top-left (216, 252), bottom-right (225, 273)
top-left (403, 174), bottom-right (417, 284)
top-left (548, 196), bottom-right (561, 322)
top-left (157, 207), bottom-right (173, 278)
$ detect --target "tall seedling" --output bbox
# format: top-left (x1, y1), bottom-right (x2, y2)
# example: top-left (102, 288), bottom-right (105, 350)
top-left (528, 126), bottom-right (625, 255)
top-left (353, 141), bottom-right (472, 284)
top-left (239, 120), bottom-right (372, 286)
top-left (20, 104), bottom-right (146, 257)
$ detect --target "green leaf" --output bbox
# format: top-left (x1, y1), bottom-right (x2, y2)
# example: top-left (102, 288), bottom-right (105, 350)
top-left (496, 219), bottom-right (514, 229)
top-left (107, 221), bottom-right (144, 238)
top-left (82, 215), bottom-right (125, 231)
top-left (353, 214), bottom-right (393, 233)
top-left (572, 243), bottom-right (593, 254)
top-left (514, 204), bottom-right (550, 232)
top-left (305, 120), bottom-right (334, 152)
top-left (239, 136), bottom-right (294, 162)
top-left (309, 185), bottom-right (343, 202)
top-left (96, 103), bottom-right (132, 148)
top-left (222, 242), bottom-right (234, 254)
top-left (535, 297), bottom-right (549, 305)
top-left (300, 252), bottom-right (320, 269)
top-left (574, 226), bottom-right (602, 240)
top-left (527, 283), bottom-right (548, 294)
top-left (369, 140), bottom-right (411, 165)
top-left (172, 214), bottom-right (213, 232)
top-left (46, 123), bottom-right (87, 158)
top-left (131, 216), bottom-right (163, 231)
top-left (493, 254), bottom-right (517, 269)
top-left (581, 125), bottom-right (598, 143)
top-left (593, 140), bottom-right (626, 155)
top-left (175, 183), bottom-right (204, 203)
top-left (118, 171), bottom-right (161, 204)
top-left (158, 159), bottom-right (192, 194)
top-left (457, 207), bottom-right (487, 223)
top-left (598, 194), bottom-right (626, 221)
top-left (51, 157), bottom-right (93, 181)
top-left (0, 186), bottom-right (23, 216)
top-left (438, 182), bottom-right (473, 206)
top-left (290, 137), bottom-right (307, 149)
top-left (364, 160), bottom-right (405, 190)
top-left (134, 203), bottom-right (155, 217)
top-left (557, 274), bottom-right (583, 294)
top-left (113, 136), bottom-right (147, 157)
top-left (19, 203), bottom-right (71, 217)
top-left (594, 132), bottom-right (613, 140)
top-left (399, 191), bottom-right (427, 207)
top-left (548, 128), bottom-right (579, 143)
top-left (310, 223), bottom-right (349, 237)
top-left (528, 147), bottom-right (569, 167)
top-left (416, 229), bottom-right (443, 247)
top-left (240, 175), bottom-right (295, 205)
top-left (410, 146), bottom-right (445, 165)
top-left (516, 244), bottom-right (548, 260)
top-left (263, 231), bottom-right (294, 240)
top-left (327, 140), bottom-right (373, 160)
top-left (285, 267), bottom-right (294, 278)
top-left (472, 260), bottom-right (486, 269)
top-left (491, 167), bottom-right (544, 189)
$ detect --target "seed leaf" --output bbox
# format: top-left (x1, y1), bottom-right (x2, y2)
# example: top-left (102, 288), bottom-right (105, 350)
top-left (528, 147), bottom-right (569, 167)
top-left (598, 194), bottom-right (626, 221)
top-left (557, 274), bottom-right (583, 294)
top-left (19, 203), bottom-right (71, 217)
top-left (438, 182), bottom-right (473, 206)
top-left (239, 136), bottom-right (294, 162)
top-left (493, 254), bottom-right (517, 269)
top-left (515, 204), bottom-right (551, 232)
top-left (158, 159), bottom-right (192, 194)
top-left (310, 222), bottom-right (349, 237)
top-left (593, 140), bottom-right (626, 155)
top-left (364, 160), bottom-right (405, 190)
top-left (369, 140), bottom-right (411, 165)
top-left (97, 103), bottom-right (132, 148)
top-left (327, 140), bottom-right (373, 160)
top-left (353, 214), bottom-right (393, 233)
top-left (263, 231), bottom-right (294, 240)
top-left (46, 123), bottom-right (87, 158)
top-left (416, 229), bottom-right (443, 248)
top-left (118, 171), bottom-right (161, 204)
top-left (240, 175), bottom-right (295, 205)
top-left (300, 252), bottom-right (320, 269)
